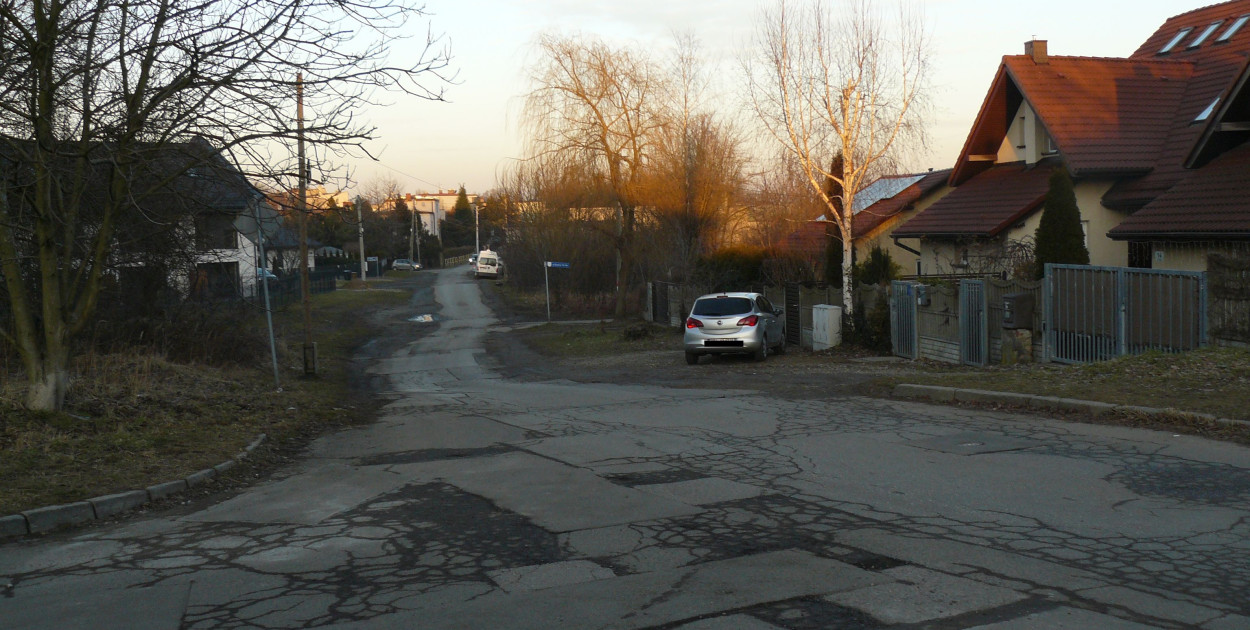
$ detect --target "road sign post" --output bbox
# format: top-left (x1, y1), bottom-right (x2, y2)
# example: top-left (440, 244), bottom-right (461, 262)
top-left (544, 262), bottom-right (570, 322)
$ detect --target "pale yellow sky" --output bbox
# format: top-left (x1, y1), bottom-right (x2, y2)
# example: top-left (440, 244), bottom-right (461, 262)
top-left (335, 0), bottom-right (1221, 195)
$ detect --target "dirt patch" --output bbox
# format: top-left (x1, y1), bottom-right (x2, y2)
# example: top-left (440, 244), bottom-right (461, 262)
top-left (480, 283), bottom-right (1250, 444)
top-left (478, 282), bottom-right (935, 400)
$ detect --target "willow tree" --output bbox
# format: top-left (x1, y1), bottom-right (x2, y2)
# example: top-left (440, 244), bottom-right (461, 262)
top-left (522, 34), bottom-right (669, 317)
top-left (0, 0), bottom-right (450, 411)
top-left (746, 0), bottom-right (930, 319)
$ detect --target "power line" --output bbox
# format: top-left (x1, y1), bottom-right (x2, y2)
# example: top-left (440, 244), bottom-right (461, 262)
top-left (374, 160), bottom-right (441, 191)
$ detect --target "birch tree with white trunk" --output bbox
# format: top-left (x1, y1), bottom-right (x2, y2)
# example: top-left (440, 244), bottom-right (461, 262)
top-left (745, 0), bottom-right (930, 320)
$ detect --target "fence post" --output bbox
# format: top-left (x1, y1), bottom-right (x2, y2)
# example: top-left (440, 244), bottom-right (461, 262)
top-left (1116, 268), bottom-right (1128, 357)
top-left (1199, 274), bottom-right (1209, 346)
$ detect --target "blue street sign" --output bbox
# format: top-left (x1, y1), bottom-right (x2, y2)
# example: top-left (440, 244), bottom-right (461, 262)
top-left (546, 261), bottom-right (570, 269)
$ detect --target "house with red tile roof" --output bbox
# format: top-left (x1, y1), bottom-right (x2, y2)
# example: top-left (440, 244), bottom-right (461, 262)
top-left (782, 169), bottom-right (952, 278)
top-left (894, 0), bottom-right (1250, 274)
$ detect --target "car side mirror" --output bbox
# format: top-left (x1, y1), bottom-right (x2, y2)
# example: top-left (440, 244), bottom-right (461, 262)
top-left (774, 307), bottom-right (783, 316)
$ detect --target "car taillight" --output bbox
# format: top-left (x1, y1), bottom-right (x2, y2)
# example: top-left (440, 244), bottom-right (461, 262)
top-left (686, 317), bottom-right (703, 329)
top-left (737, 315), bottom-right (759, 326)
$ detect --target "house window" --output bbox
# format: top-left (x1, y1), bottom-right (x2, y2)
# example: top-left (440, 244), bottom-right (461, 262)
top-left (194, 213), bottom-right (238, 250)
top-left (1218, 15), bottom-right (1250, 42)
top-left (191, 262), bottom-right (240, 300)
top-left (1195, 98), bottom-right (1220, 123)
top-left (1128, 242), bottom-right (1152, 269)
top-left (1189, 21), bottom-right (1224, 48)
top-left (1159, 28), bottom-right (1193, 54)
top-left (1043, 132), bottom-right (1059, 155)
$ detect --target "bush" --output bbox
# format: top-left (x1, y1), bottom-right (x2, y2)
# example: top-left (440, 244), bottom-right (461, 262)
top-left (1034, 167), bottom-right (1089, 278)
top-left (842, 287), bottom-right (892, 354)
top-left (854, 245), bottom-right (901, 286)
top-left (695, 245), bottom-right (768, 291)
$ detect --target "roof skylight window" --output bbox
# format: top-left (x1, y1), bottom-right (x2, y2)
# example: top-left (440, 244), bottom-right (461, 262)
top-left (1218, 15), bottom-right (1250, 42)
top-left (1195, 98), bottom-right (1220, 123)
top-left (1159, 28), bottom-right (1193, 53)
top-left (1190, 21), bottom-right (1224, 48)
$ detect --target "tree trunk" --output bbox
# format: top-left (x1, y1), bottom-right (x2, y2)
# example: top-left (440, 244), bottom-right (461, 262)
top-left (27, 366), bottom-right (70, 411)
top-left (614, 204), bottom-right (635, 319)
top-left (841, 227), bottom-right (856, 325)
top-left (25, 334), bottom-right (71, 411)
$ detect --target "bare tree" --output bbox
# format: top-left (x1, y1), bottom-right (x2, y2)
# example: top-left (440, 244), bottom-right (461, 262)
top-left (521, 34), bottom-right (669, 317)
top-left (0, 0), bottom-right (450, 411)
top-left (641, 33), bottom-right (750, 283)
top-left (745, 0), bottom-right (930, 319)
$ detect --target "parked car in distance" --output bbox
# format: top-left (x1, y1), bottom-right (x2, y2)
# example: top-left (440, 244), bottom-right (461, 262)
top-left (683, 292), bottom-right (785, 364)
top-left (468, 253), bottom-right (478, 266)
top-left (392, 258), bottom-right (421, 271)
top-left (256, 268), bottom-right (279, 281)
top-left (474, 250), bottom-right (501, 279)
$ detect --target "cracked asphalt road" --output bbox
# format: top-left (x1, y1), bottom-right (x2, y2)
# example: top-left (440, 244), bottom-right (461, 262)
top-left (1, 267), bottom-right (1248, 629)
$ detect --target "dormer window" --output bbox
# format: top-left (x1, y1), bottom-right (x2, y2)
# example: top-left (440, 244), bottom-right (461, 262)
top-left (1189, 21), bottom-right (1223, 48)
top-left (1159, 28), bottom-right (1193, 54)
top-left (1195, 98), bottom-right (1220, 123)
top-left (1044, 133), bottom-right (1059, 155)
top-left (1218, 15), bottom-right (1250, 42)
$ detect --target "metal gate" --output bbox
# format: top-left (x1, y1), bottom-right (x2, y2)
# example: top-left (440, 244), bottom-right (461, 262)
top-left (784, 283), bottom-right (802, 346)
top-left (959, 279), bottom-right (988, 366)
top-left (1044, 264), bottom-right (1207, 364)
top-left (891, 281), bottom-right (918, 359)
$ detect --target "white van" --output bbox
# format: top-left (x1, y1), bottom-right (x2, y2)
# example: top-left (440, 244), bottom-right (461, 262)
top-left (474, 249), bottom-right (501, 279)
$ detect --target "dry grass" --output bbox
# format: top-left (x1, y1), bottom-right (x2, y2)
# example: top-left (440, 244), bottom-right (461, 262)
top-left (519, 321), bottom-right (682, 358)
top-left (881, 346), bottom-right (1250, 421)
top-left (0, 285), bottom-right (408, 516)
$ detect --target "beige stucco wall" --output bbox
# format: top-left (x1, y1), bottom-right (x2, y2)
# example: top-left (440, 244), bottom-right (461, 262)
top-left (1146, 243), bottom-right (1250, 272)
top-left (1004, 179), bottom-right (1127, 268)
top-left (856, 182), bottom-right (953, 276)
top-left (998, 102), bottom-right (1058, 166)
top-left (916, 178), bottom-right (1128, 276)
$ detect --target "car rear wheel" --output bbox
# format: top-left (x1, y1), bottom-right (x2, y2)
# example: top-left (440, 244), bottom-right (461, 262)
top-left (775, 329), bottom-right (786, 355)
top-left (685, 351), bottom-right (699, 365)
top-left (754, 336), bottom-right (769, 362)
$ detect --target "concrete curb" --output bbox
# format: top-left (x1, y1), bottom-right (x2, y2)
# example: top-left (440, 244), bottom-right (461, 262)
top-left (0, 433), bottom-right (266, 539)
top-left (893, 385), bottom-right (1250, 429)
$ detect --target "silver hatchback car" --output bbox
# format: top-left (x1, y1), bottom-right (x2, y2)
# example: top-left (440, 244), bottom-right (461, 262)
top-left (683, 292), bottom-right (785, 364)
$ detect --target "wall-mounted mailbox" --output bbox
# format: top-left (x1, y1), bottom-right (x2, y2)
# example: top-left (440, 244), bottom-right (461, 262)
top-left (916, 285), bottom-right (931, 307)
top-left (1002, 292), bottom-right (1035, 329)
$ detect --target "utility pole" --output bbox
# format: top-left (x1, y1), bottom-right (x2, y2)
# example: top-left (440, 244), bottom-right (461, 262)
top-left (408, 201), bottom-right (416, 262)
top-left (296, 73), bottom-right (317, 375)
top-left (474, 202), bottom-right (480, 254)
top-left (356, 195), bottom-right (367, 281)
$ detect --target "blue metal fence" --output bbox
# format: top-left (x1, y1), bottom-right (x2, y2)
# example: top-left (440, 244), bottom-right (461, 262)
top-left (959, 279), bottom-right (988, 366)
top-left (891, 281), bottom-right (919, 359)
top-left (1043, 264), bottom-right (1207, 364)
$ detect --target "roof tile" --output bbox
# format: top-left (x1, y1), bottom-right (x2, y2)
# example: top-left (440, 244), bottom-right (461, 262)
top-left (893, 160), bottom-right (1058, 238)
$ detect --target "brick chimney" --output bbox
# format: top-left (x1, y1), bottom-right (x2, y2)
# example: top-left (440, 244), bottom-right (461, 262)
top-left (1025, 40), bottom-right (1049, 64)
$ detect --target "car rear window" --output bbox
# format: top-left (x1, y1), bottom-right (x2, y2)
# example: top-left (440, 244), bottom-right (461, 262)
top-left (480, 257), bottom-right (496, 265)
top-left (692, 297), bottom-right (753, 316)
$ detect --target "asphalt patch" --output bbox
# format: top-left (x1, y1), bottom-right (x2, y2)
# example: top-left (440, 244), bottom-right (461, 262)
top-left (354, 445), bottom-right (516, 466)
top-left (1111, 461), bottom-right (1250, 505)
top-left (606, 468), bottom-right (710, 487)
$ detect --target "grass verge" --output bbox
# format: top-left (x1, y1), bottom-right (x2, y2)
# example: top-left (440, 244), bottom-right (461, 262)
top-left (877, 346), bottom-right (1250, 421)
top-left (0, 284), bottom-right (408, 516)
top-left (518, 321), bottom-right (682, 358)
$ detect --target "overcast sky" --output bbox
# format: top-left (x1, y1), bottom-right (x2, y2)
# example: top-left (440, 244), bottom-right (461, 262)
top-left (337, 0), bottom-right (1217, 195)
